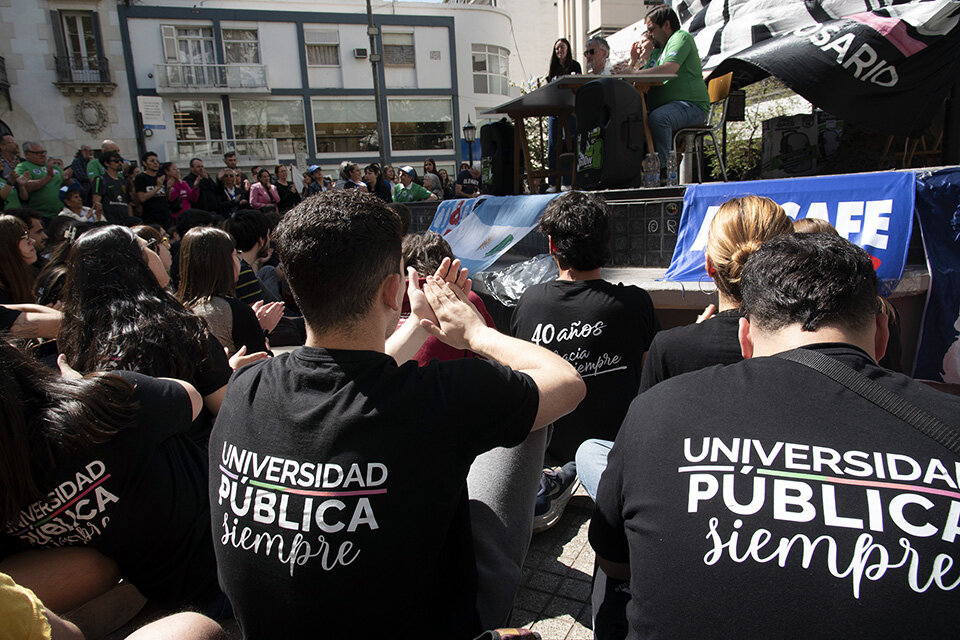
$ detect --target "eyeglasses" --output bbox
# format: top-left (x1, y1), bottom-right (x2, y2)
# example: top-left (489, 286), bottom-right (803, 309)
top-left (26, 149), bottom-right (47, 155)
top-left (584, 48), bottom-right (596, 56)
top-left (146, 237), bottom-right (170, 250)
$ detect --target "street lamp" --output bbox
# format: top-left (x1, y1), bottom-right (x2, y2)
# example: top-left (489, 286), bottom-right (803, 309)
top-left (463, 117), bottom-right (477, 166)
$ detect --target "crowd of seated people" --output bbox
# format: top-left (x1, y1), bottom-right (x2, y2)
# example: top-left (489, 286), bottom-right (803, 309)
top-left (1, 157), bottom-right (958, 640)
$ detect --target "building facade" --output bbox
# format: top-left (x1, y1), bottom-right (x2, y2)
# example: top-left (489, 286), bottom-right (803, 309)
top-left (0, 0), bottom-right (548, 174)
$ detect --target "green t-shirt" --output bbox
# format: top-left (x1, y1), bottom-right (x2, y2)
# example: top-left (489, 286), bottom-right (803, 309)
top-left (0, 176), bottom-right (21, 210)
top-left (86, 157), bottom-right (105, 181)
top-left (647, 30), bottom-right (709, 113)
top-left (14, 160), bottom-right (63, 218)
top-left (393, 182), bottom-right (431, 203)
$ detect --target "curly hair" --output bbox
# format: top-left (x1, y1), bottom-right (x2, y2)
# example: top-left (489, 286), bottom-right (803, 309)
top-left (58, 225), bottom-right (210, 380)
top-left (537, 191), bottom-right (611, 271)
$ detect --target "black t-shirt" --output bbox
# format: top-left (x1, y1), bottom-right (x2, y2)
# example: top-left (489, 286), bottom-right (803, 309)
top-left (185, 173), bottom-right (219, 213)
top-left (210, 348), bottom-right (539, 639)
top-left (368, 179), bottom-right (393, 203)
top-left (273, 181), bottom-right (301, 213)
top-left (456, 170), bottom-right (480, 195)
top-left (590, 344), bottom-right (960, 639)
top-left (511, 279), bottom-right (659, 461)
top-left (226, 295), bottom-right (267, 355)
top-left (0, 372), bottom-right (220, 609)
top-left (133, 172), bottom-right (170, 226)
top-left (93, 173), bottom-right (131, 224)
top-left (639, 309), bottom-right (743, 393)
top-left (0, 304), bottom-right (20, 332)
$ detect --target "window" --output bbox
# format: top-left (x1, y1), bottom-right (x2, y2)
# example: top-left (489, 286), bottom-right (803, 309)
top-left (387, 98), bottom-right (453, 152)
top-left (173, 100), bottom-right (223, 141)
top-left (313, 99), bottom-right (379, 153)
top-left (160, 25), bottom-right (219, 86)
top-left (231, 99), bottom-right (305, 156)
top-left (383, 33), bottom-right (415, 67)
top-left (53, 10), bottom-right (108, 84)
top-left (305, 30), bottom-right (340, 66)
top-left (223, 28), bottom-right (260, 64)
top-left (472, 44), bottom-right (510, 96)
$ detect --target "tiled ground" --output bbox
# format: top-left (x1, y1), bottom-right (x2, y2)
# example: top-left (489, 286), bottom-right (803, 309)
top-left (510, 488), bottom-right (596, 640)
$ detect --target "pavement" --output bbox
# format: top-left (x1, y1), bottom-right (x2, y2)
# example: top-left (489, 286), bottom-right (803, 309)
top-left (92, 487), bottom-right (599, 640)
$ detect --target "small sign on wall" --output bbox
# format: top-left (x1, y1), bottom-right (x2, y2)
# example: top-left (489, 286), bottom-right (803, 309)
top-left (137, 96), bottom-right (166, 130)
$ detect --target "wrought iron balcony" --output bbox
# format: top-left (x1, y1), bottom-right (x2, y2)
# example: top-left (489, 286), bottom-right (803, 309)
top-left (154, 64), bottom-right (269, 94)
top-left (53, 55), bottom-right (115, 96)
top-left (164, 138), bottom-right (278, 166)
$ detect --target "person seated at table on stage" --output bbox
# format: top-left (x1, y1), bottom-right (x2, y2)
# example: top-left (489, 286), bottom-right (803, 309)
top-left (583, 36), bottom-right (613, 75)
top-left (623, 5), bottom-right (709, 166)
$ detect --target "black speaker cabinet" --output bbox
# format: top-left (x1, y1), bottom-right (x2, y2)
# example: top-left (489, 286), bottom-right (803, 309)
top-left (480, 118), bottom-right (515, 196)
top-left (574, 78), bottom-right (646, 190)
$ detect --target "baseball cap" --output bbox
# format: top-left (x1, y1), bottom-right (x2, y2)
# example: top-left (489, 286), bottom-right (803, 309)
top-left (308, 164), bottom-right (322, 174)
top-left (399, 165), bottom-right (417, 180)
top-left (59, 182), bottom-right (84, 202)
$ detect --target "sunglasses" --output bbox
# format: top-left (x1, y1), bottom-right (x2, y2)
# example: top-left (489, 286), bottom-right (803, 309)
top-left (146, 236), bottom-right (170, 250)
top-left (584, 48), bottom-right (596, 56)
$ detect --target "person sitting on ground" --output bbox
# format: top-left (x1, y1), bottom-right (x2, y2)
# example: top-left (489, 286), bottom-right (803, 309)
top-left (511, 191), bottom-right (659, 532)
top-left (455, 162), bottom-right (482, 199)
top-left (0, 303), bottom-right (60, 339)
top-left (589, 230), bottom-right (960, 639)
top-left (340, 162), bottom-right (369, 192)
top-left (249, 168), bottom-right (281, 210)
top-left (272, 164), bottom-right (301, 213)
top-left (132, 225), bottom-right (173, 278)
top-left (160, 162), bottom-right (198, 219)
top-left (209, 189), bottom-right (585, 639)
top-left (364, 163), bottom-right (393, 203)
top-left (57, 225), bottom-right (240, 432)
top-left (0, 215), bottom-right (39, 305)
top-left (393, 166), bottom-right (437, 203)
top-left (168, 208), bottom-right (218, 289)
top-left (57, 183), bottom-right (101, 223)
top-left (92, 150), bottom-right (136, 225)
top-left (177, 226), bottom-right (282, 355)
top-left (0, 341), bottom-right (228, 619)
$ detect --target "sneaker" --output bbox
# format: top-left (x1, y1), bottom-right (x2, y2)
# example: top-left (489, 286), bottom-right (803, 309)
top-left (533, 462), bottom-right (580, 534)
top-left (544, 185), bottom-right (558, 193)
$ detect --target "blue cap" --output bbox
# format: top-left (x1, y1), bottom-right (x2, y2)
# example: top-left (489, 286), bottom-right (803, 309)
top-left (59, 182), bottom-right (84, 202)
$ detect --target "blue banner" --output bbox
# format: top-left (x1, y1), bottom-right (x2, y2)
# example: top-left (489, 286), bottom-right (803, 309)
top-left (913, 168), bottom-right (960, 382)
top-left (428, 194), bottom-right (559, 274)
top-left (663, 171), bottom-right (916, 295)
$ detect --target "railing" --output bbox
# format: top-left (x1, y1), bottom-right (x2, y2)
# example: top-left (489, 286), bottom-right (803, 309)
top-left (54, 55), bottom-right (111, 84)
top-left (164, 138), bottom-right (278, 166)
top-left (154, 64), bottom-right (268, 92)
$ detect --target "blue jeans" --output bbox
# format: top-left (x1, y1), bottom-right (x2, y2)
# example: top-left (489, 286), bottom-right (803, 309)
top-left (647, 100), bottom-right (708, 166)
top-left (575, 438), bottom-right (613, 501)
top-left (547, 114), bottom-right (576, 186)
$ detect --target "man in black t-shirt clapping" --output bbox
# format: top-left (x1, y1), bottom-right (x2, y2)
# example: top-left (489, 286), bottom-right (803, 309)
top-left (455, 161), bottom-right (482, 198)
top-left (133, 151), bottom-right (171, 228)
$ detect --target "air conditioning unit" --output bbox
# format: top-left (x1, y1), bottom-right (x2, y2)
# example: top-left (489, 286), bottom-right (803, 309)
top-left (354, 48), bottom-right (368, 59)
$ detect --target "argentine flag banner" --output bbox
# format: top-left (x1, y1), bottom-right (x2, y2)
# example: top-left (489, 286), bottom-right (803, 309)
top-left (428, 194), bottom-right (560, 273)
top-left (664, 171), bottom-right (916, 296)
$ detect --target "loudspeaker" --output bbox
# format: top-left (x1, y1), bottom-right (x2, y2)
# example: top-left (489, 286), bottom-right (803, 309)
top-left (480, 118), bottom-right (515, 196)
top-left (574, 78), bottom-right (646, 190)
top-left (726, 89), bottom-right (746, 122)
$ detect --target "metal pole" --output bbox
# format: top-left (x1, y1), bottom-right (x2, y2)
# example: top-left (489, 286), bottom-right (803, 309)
top-left (367, 0), bottom-right (387, 168)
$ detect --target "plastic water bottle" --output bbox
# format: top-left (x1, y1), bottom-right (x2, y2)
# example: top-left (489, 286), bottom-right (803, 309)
top-left (665, 151), bottom-right (679, 186)
top-left (642, 153), bottom-right (661, 188)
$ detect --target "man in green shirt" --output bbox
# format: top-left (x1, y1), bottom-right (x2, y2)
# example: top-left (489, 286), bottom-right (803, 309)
top-left (629, 6), bottom-right (710, 165)
top-left (15, 141), bottom-right (65, 219)
top-left (392, 166), bottom-right (437, 203)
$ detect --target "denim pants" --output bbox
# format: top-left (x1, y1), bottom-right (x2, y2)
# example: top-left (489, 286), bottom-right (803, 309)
top-left (575, 438), bottom-right (613, 501)
top-left (647, 100), bottom-right (708, 166)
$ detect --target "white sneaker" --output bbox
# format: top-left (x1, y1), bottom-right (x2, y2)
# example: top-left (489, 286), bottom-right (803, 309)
top-left (545, 185), bottom-right (558, 193)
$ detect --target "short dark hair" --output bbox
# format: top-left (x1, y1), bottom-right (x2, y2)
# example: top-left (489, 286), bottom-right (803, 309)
top-left (646, 6), bottom-right (681, 31)
top-left (386, 202), bottom-right (411, 236)
top-left (537, 191), bottom-right (611, 271)
top-left (364, 163), bottom-right (381, 177)
top-left (223, 209), bottom-right (270, 252)
top-left (5, 207), bottom-right (44, 228)
top-left (189, 157), bottom-right (203, 167)
top-left (741, 232), bottom-right (879, 333)
top-left (402, 232), bottom-right (452, 274)
top-left (224, 151), bottom-right (237, 160)
top-left (141, 151), bottom-right (157, 163)
top-left (175, 208), bottom-right (217, 240)
top-left (274, 190), bottom-right (402, 332)
top-left (100, 150), bottom-right (122, 166)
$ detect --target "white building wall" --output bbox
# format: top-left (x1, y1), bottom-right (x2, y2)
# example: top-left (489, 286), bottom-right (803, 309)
top-left (412, 26), bottom-right (451, 90)
top-left (0, 0), bottom-right (136, 160)
top-left (250, 21), bottom-right (301, 89)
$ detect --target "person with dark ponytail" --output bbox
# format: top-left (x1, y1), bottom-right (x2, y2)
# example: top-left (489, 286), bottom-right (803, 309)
top-left (0, 340), bottom-right (226, 616)
top-left (57, 225), bottom-right (234, 422)
top-left (546, 38), bottom-right (581, 189)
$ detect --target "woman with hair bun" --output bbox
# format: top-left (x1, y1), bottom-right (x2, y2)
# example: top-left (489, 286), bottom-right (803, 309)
top-left (576, 195), bottom-right (793, 501)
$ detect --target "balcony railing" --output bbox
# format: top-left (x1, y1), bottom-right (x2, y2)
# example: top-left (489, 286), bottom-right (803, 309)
top-left (154, 64), bottom-right (269, 93)
top-left (165, 138), bottom-right (278, 166)
top-left (54, 55), bottom-right (111, 84)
